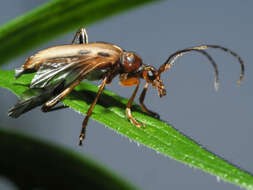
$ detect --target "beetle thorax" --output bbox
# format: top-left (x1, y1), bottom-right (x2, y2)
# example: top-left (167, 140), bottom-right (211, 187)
top-left (120, 52), bottom-right (142, 73)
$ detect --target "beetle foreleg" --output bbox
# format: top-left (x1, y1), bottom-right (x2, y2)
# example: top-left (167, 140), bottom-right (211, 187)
top-left (72, 27), bottom-right (88, 44)
top-left (126, 83), bottom-right (145, 128)
top-left (139, 83), bottom-right (160, 119)
top-left (79, 76), bottom-right (108, 146)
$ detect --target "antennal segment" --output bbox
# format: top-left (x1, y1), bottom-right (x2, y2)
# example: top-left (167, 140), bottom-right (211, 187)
top-left (191, 45), bottom-right (244, 85)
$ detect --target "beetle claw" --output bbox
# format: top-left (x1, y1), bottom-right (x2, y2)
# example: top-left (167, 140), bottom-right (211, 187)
top-left (129, 118), bottom-right (145, 128)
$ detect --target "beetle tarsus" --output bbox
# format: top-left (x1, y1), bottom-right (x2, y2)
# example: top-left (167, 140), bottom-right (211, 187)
top-left (150, 112), bottom-right (160, 119)
top-left (41, 105), bottom-right (49, 112)
top-left (79, 135), bottom-right (85, 146)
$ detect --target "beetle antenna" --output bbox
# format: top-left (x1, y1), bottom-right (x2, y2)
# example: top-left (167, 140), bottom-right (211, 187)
top-left (158, 48), bottom-right (220, 91)
top-left (158, 45), bottom-right (244, 89)
top-left (191, 45), bottom-right (244, 85)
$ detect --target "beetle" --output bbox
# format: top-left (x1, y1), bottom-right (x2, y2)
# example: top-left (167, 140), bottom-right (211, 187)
top-left (8, 27), bottom-right (245, 145)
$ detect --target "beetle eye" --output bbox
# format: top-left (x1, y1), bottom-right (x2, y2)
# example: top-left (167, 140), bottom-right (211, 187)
top-left (126, 55), bottom-right (135, 64)
top-left (148, 70), bottom-right (156, 81)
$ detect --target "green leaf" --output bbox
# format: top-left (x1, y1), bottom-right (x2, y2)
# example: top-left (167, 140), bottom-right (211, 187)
top-left (0, 128), bottom-right (137, 190)
top-left (1, 70), bottom-right (253, 189)
top-left (0, 0), bottom-right (160, 65)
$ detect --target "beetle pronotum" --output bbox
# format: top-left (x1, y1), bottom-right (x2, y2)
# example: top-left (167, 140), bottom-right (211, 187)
top-left (9, 27), bottom-right (244, 145)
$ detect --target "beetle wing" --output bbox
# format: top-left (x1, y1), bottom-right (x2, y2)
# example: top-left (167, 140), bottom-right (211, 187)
top-left (30, 55), bottom-right (114, 89)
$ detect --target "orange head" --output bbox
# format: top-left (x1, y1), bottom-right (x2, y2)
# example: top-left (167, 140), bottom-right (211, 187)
top-left (141, 66), bottom-right (166, 97)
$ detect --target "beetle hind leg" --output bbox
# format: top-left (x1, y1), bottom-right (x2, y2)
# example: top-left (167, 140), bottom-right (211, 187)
top-left (41, 86), bottom-right (74, 112)
top-left (41, 104), bottom-right (68, 112)
top-left (41, 79), bottom-right (82, 112)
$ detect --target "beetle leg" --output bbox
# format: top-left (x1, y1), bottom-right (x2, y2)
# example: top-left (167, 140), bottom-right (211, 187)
top-left (126, 83), bottom-right (145, 128)
top-left (119, 74), bottom-right (144, 127)
top-left (41, 105), bottom-right (68, 112)
top-left (139, 83), bottom-right (160, 119)
top-left (72, 27), bottom-right (88, 44)
top-left (41, 79), bottom-right (83, 112)
top-left (79, 77), bottom-right (108, 145)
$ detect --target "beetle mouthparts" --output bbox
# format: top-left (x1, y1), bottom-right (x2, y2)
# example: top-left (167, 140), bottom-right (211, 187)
top-left (152, 79), bottom-right (166, 97)
top-left (158, 88), bottom-right (166, 97)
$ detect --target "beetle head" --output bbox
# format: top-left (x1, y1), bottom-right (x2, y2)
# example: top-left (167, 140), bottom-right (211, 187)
top-left (141, 66), bottom-right (166, 97)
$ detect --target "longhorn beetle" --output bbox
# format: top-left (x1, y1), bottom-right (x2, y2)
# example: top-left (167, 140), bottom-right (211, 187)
top-left (8, 27), bottom-right (245, 145)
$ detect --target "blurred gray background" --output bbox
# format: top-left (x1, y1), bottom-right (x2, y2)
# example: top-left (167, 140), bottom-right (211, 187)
top-left (0, 0), bottom-right (253, 189)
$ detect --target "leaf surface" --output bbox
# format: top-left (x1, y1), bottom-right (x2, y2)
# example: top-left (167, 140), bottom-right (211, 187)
top-left (1, 70), bottom-right (253, 190)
